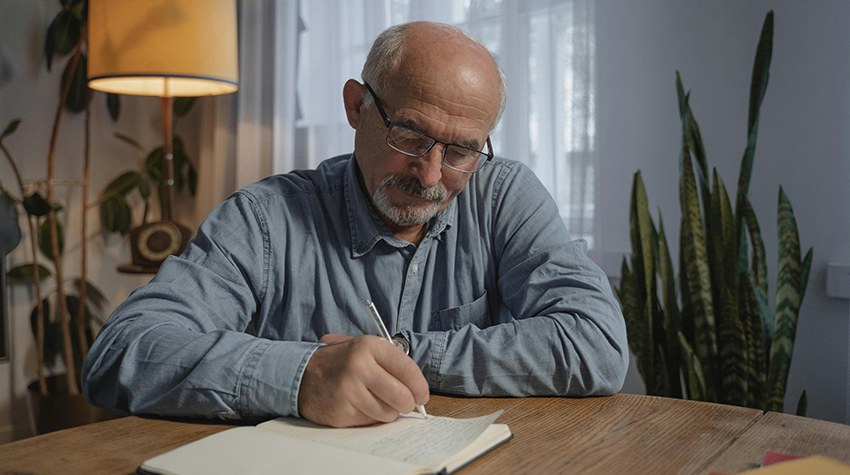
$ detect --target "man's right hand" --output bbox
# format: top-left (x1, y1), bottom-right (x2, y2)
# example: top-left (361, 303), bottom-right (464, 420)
top-left (297, 335), bottom-right (430, 427)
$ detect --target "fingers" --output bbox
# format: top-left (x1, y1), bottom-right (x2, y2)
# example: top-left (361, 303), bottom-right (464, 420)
top-left (371, 341), bottom-right (430, 407)
top-left (298, 335), bottom-right (428, 428)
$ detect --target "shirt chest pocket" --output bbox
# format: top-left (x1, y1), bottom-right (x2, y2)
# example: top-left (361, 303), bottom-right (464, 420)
top-left (433, 291), bottom-right (490, 331)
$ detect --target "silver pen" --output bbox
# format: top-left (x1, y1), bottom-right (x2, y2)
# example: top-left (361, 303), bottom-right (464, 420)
top-left (365, 299), bottom-right (428, 419)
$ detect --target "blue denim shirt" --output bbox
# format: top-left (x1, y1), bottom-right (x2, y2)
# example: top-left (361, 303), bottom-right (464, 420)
top-left (82, 154), bottom-right (628, 420)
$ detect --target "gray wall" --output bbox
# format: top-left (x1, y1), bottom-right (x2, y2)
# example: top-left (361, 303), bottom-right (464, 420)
top-left (595, 0), bottom-right (850, 424)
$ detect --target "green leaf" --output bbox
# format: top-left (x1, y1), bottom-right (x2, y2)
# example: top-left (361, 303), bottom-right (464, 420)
top-left (619, 258), bottom-right (651, 387)
top-left (107, 93), bottom-right (121, 122)
top-left (766, 186), bottom-right (803, 412)
top-left (742, 197), bottom-right (768, 305)
top-left (709, 169), bottom-right (737, 293)
top-left (1, 119), bottom-right (21, 140)
top-left (51, 9), bottom-right (81, 56)
top-left (6, 264), bottom-right (53, 283)
top-left (718, 286), bottom-right (747, 406)
top-left (657, 216), bottom-right (682, 398)
top-left (679, 110), bottom-right (717, 400)
top-left (146, 147), bottom-right (165, 181)
top-left (103, 171), bottom-right (140, 197)
top-left (73, 278), bottom-right (108, 313)
top-left (99, 195), bottom-right (132, 235)
top-left (23, 192), bottom-right (52, 217)
top-left (795, 390), bottom-right (807, 417)
top-left (735, 11), bottom-right (774, 274)
top-left (114, 133), bottom-right (147, 154)
top-left (173, 97), bottom-right (197, 117)
top-left (135, 173), bottom-right (150, 200)
top-left (62, 52), bottom-right (88, 113)
top-left (679, 332), bottom-right (707, 401)
top-left (38, 217), bottom-right (64, 259)
top-left (740, 275), bottom-right (766, 409)
top-left (799, 248), bottom-right (813, 307)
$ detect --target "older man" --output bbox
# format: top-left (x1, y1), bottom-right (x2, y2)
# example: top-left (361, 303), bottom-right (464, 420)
top-left (82, 22), bottom-right (628, 428)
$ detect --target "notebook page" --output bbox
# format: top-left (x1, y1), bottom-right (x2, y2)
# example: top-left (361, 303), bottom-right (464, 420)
top-left (140, 427), bottom-right (427, 475)
top-left (257, 410), bottom-right (502, 469)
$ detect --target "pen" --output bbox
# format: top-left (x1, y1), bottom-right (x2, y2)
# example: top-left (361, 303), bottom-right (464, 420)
top-left (365, 299), bottom-right (428, 419)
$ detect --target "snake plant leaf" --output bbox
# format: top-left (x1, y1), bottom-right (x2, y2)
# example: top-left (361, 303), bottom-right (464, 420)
top-left (718, 287), bottom-right (747, 406)
top-left (675, 78), bottom-right (712, 232)
top-left (799, 247), bottom-right (813, 306)
top-left (766, 186), bottom-right (802, 412)
top-left (736, 11), bottom-right (773, 208)
top-left (679, 332), bottom-right (706, 401)
top-left (657, 215), bottom-right (683, 398)
top-left (679, 112), bottom-right (717, 398)
top-left (742, 197), bottom-right (768, 304)
top-left (714, 170), bottom-right (737, 289)
top-left (736, 11), bottom-right (774, 273)
top-left (654, 343), bottom-right (671, 397)
top-left (740, 275), bottom-right (766, 409)
top-left (676, 72), bottom-right (687, 118)
top-left (796, 390), bottom-right (807, 417)
top-left (631, 172), bottom-right (655, 299)
top-left (619, 258), bottom-right (651, 383)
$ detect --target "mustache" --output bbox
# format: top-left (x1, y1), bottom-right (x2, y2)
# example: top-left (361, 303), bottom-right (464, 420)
top-left (380, 175), bottom-right (448, 202)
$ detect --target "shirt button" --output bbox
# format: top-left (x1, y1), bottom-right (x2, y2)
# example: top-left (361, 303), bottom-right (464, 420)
top-left (412, 264), bottom-right (419, 274)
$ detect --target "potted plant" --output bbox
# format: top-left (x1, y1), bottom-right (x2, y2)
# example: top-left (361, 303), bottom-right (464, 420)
top-left (616, 11), bottom-right (812, 415)
top-left (0, 0), bottom-right (120, 434)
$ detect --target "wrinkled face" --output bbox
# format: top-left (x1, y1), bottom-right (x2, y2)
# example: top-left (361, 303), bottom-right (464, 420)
top-left (345, 36), bottom-right (501, 232)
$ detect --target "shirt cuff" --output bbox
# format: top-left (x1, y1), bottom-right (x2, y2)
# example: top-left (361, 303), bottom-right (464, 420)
top-left (408, 330), bottom-right (448, 391)
top-left (237, 339), bottom-right (322, 419)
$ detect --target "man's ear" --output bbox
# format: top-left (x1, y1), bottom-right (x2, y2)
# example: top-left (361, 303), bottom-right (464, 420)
top-left (342, 79), bottom-right (365, 129)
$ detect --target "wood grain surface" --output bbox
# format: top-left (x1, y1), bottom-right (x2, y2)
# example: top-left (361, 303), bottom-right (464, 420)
top-left (3, 395), bottom-right (846, 475)
top-left (697, 411), bottom-right (850, 475)
top-left (0, 415), bottom-right (233, 475)
top-left (427, 393), bottom-right (763, 475)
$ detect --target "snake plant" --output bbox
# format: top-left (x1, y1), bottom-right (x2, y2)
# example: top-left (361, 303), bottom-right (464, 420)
top-left (616, 10), bottom-right (812, 414)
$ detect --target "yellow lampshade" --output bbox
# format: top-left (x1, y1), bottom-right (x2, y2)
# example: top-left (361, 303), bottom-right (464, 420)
top-left (88, 0), bottom-right (238, 97)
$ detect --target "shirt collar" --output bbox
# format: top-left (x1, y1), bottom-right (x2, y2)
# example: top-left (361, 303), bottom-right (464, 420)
top-left (344, 154), bottom-right (456, 258)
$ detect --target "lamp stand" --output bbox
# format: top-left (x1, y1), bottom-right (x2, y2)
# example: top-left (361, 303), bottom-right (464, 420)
top-left (162, 96), bottom-right (175, 221)
top-left (116, 93), bottom-right (190, 274)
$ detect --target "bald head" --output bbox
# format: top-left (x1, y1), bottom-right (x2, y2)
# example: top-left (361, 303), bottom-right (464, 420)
top-left (361, 22), bottom-right (506, 130)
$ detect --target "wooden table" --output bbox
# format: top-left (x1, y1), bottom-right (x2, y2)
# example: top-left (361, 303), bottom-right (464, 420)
top-left (0, 394), bottom-right (847, 475)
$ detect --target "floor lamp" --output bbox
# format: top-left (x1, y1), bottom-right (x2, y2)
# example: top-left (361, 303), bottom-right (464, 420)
top-left (87, 0), bottom-right (238, 272)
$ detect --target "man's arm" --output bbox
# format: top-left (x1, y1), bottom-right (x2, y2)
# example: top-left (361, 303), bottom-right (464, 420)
top-left (83, 190), bottom-right (427, 425)
top-left (411, 162), bottom-right (629, 397)
top-left (82, 192), bottom-right (319, 420)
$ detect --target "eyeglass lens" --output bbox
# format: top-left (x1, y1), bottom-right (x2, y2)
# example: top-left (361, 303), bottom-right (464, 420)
top-left (387, 125), bottom-right (486, 172)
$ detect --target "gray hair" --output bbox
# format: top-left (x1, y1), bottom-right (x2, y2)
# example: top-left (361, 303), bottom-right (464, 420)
top-left (360, 22), bottom-right (507, 131)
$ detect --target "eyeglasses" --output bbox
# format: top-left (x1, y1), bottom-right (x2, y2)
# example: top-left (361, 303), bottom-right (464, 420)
top-left (363, 82), bottom-right (493, 174)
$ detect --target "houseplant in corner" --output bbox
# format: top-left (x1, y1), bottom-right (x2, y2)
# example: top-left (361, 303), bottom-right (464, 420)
top-left (0, 0), bottom-right (120, 434)
top-left (616, 10), bottom-right (812, 415)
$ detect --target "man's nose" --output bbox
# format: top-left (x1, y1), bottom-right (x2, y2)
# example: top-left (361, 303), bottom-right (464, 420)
top-left (411, 146), bottom-right (444, 189)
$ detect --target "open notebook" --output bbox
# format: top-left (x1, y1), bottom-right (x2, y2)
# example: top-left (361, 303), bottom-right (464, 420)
top-left (138, 410), bottom-right (512, 475)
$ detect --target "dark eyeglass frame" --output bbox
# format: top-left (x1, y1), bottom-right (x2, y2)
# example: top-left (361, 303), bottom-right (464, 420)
top-left (363, 82), bottom-right (494, 174)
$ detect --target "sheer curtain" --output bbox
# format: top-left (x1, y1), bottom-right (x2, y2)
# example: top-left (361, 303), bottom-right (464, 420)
top-left (198, 0), bottom-right (596, 246)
